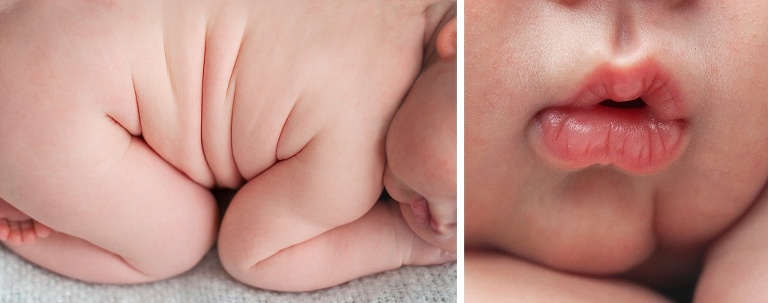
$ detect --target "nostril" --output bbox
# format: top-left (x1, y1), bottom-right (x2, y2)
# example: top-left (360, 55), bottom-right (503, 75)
top-left (599, 98), bottom-right (646, 109)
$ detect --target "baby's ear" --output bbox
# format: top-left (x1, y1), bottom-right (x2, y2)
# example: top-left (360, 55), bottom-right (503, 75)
top-left (436, 17), bottom-right (457, 59)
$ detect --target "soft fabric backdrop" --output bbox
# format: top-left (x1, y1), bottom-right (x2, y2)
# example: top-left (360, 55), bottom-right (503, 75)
top-left (0, 245), bottom-right (456, 303)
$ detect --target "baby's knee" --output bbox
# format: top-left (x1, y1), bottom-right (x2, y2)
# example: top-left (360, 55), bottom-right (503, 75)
top-left (217, 231), bottom-right (291, 291)
top-left (99, 233), bottom-right (215, 284)
top-left (217, 230), bottom-right (258, 284)
top-left (218, 254), bottom-right (313, 291)
top-left (140, 246), bottom-right (210, 282)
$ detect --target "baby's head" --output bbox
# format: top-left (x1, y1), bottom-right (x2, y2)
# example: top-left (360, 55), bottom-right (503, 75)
top-left (383, 3), bottom-right (456, 252)
top-left (466, 1), bottom-right (768, 274)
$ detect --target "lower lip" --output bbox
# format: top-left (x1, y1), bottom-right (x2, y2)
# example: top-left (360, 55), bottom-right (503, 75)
top-left (532, 106), bottom-right (687, 173)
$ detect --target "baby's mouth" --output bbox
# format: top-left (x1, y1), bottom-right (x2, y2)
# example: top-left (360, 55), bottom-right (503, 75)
top-left (531, 61), bottom-right (690, 174)
top-left (599, 98), bottom-right (646, 109)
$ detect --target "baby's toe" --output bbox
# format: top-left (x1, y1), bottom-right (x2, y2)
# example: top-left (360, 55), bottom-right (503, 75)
top-left (34, 221), bottom-right (52, 238)
top-left (5, 221), bottom-right (24, 245)
top-left (3, 220), bottom-right (40, 245)
top-left (0, 219), bottom-right (10, 241)
top-left (19, 220), bottom-right (37, 244)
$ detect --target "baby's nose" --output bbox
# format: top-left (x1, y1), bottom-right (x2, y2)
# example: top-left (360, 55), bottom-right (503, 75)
top-left (430, 218), bottom-right (457, 237)
top-left (428, 198), bottom-right (457, 237)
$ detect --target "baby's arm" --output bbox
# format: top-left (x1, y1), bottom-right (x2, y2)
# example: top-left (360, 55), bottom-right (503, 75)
top-left (694, 184), bottom-right (768, 302)
top-left (218, 128), bottom-right (449, 291)
top-left (466, 250), bottom-right (672, 303)
top-left (226, 198), bottom-right (451, 291)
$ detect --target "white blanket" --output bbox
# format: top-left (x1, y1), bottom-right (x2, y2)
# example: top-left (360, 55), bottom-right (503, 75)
top-left (0, 246), bottom-right (456, 302)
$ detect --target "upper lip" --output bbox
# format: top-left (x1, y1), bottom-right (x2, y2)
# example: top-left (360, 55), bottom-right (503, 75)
top-left (554, 59), bottom-right (688, 121)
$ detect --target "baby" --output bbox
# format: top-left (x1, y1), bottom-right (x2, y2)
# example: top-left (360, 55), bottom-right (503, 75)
top-left (0, 0), bottom-right (456, 291)
top-left (465, 0), bottom-right (768, 302)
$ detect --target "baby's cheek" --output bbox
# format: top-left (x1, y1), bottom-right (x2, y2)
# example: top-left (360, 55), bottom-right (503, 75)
top-left (382, 166), bottom-right (420, 205)
top-left (398, 129), bottom-right (455, 195)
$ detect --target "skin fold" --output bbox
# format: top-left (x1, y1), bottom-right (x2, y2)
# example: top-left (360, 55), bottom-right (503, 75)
top-left (0, 0), bottom-right (457, 290)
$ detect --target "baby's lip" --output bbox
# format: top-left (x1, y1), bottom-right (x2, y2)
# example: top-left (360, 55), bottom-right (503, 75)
top-left (532, 60), bottom-right (690, 174)
top-left (556, 60), bottom-right (688, 121)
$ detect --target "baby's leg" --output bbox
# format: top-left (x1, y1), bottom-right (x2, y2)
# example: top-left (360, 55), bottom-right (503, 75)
top-left (466, 250), bottom-right (672, 302)
top-left (0, 111), bottom-right (217, 284)
top-left (0, 5), bottom-right (216, 283)
top-left (224, 197), bottom-right (453, 291)
top-left (218, 131), bottom-right (452, 291)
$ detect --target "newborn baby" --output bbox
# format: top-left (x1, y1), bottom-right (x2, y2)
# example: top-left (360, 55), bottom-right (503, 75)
top-left (465, 0), bottom-right (768, 302)
top-left (0, 0), bottom-right (457, 291)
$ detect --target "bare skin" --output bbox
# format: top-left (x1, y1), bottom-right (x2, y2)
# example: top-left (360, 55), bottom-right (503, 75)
top-left (465, 0), bottom-right (768, 301)
top-left (0, 198), bottom-right (51, 245)
top-left (0, 0), bottom-right (456, 289)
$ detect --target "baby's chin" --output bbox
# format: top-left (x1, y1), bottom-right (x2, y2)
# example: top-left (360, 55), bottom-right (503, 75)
top-left (493, 166), bottom-right (658, 274)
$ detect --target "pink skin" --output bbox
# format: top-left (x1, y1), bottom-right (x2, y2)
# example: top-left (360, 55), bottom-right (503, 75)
top-left (1, 0), bottom-right (454, 288)
top-left (383, 13), bottom-right (457, 253)
top-left (0, 199), bottom-right (51, 245)
top-left (466, 0), bottom-right (768, 300)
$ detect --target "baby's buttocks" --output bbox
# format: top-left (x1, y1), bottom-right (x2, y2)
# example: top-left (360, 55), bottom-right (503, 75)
top-left (122, 1), bottom-right (222, 188)
top-left (124, 0), bottom-right (427, 188)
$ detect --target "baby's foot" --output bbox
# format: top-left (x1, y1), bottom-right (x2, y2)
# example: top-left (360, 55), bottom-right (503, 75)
top-left (0, 198), bottom-right (52, 245)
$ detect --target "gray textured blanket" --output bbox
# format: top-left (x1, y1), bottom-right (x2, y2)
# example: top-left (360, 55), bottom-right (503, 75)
top-left (0, 245), bottom-right (456, 302)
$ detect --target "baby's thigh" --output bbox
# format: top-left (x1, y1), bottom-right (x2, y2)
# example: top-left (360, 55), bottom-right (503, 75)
top-left (219, 126), bottom-right (385, 278)
top-left (466, 251), bottom-right (672, 302)
top-left (0, 101), bottom-right (217, 275)
top-left (0, 10), bottom-right (216, 275)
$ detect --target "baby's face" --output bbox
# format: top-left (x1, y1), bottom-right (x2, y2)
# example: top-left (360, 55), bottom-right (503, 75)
top-left (383, 17), bottom-right (457, 252)
top-left (466, 1), bottom-right (768, 273)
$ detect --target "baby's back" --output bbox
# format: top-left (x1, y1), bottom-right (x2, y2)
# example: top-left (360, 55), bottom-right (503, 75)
top-left (1, 0), bottom-right (430, 188)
